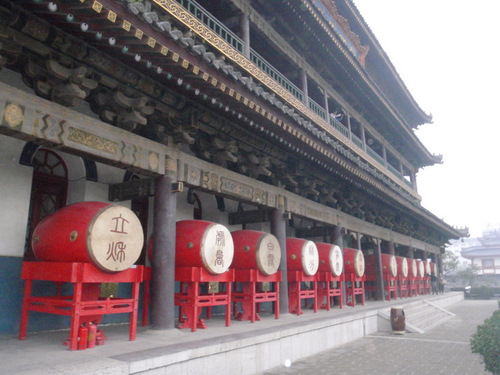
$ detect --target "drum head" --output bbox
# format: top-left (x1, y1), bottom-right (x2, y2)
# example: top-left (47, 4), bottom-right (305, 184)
top-left (400, 257), bottom-right (409, 278)
top-left (87, 205), bottom-right (144, 272)
top-left (425, 261), bottom-right (431, 275)
top-left (410, 259), bottom-right (417, 277)
top-left (301, 240), bottom-right (319, 276)
top-left (330, 245), bottom-right (343, 276)
top-left (418, 261), bottom-right (425, 277)
top-left (354, 250), bottom-right (365, 277)
top-left (389, 255), bottom-right (398, 277)
top-left (256, 233), bottom-right (281, 276)
top-left (200, 223), bottom-right (234, 274)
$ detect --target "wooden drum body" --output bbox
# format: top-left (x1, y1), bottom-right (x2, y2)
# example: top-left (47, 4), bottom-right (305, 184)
top-left (32, 201), bottom-right (144, 272)
top-left (316, 243), bottom-right (343, 276)
top-left (231, 230), bottom-right (281, 276)
top-left (343, 248), bottom-right (365, 277)
top-left (365, 254), bottom-right (398, 277)
top-left (176, 220), bottom-right (234, 275)
top-left (396, 256), bottom-right (409, 278)
top-left (286, 238), bottom-right (319, 276)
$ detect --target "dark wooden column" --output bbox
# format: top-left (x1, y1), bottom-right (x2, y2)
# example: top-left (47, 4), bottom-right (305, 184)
top-left (240, 13), bottom-right (250, 59)
top-left (374, 238), bottom-right (385, 302)
top-left (330, 225), bottom-right (346, 302)
top-left (151, 175), bottom-right (177, 330)
top-left (271, 200), bottom-right (288, 314)
top-left (406, 246), bottom-right (414, 259)
top-left (387, 241), bottom-right (395, 256)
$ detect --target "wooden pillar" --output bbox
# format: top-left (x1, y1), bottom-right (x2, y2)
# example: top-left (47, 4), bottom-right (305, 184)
top-left (374, 238), bottom-right (385, 301)
top-left (271, 199), bottom-right (288, 314)
top-left (406, 247), bottom-right (414, 259)
top-left (151, 175), bottom-right (177, 330)
top-left (356, 232), bottom-right (362, 250)
top-left (330, 225), bottom-right (346, 302)
top-left (240, 13), bottom-right (250, 59)
top-left (300, 69), bottom-right (308, 105)
top-left (323, 89), bottom-right (329, 116)
top-left (361, 126), bottom-right (366, 151)
top-left (388, 241), bottom-right (395, 256)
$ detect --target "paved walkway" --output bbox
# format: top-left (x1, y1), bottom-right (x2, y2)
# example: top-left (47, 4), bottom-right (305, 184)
top-left (262, 300), bottom-right (498, 375)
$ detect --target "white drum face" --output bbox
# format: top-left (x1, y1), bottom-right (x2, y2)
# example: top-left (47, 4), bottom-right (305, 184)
top-left (200, 223), bottom-right (234, 274)
top-left (301, 240), bottom-right (319, 276)
top-left (418, 261), bottom-right (425, 277)
top-left (354, 250), bottom-right (365, 277)
top-left (410, 259), bottom-right (417, 277)
top-left (256, 233), bottom-right (281, 276)
top-left (329, 245), bottom-right (343, 276)
top-left (425, 261), bottom-right (431, 275)
top-left (389, 255), bottom-right (398, 277)
top-left (400, 257), bottom-right (409, 278)
top-left (88, 205), bottom-right (144, 272)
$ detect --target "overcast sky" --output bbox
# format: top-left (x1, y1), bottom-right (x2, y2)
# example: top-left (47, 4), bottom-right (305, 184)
top-left (353, 1), bottom-right (500, 238)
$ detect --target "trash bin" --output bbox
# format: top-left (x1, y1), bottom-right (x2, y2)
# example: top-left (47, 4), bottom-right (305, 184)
top-left (390, 306), bottom-right (405, 335)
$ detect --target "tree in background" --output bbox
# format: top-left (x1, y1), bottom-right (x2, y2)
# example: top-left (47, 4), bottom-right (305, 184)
top-left (442, 249), bottom-right (459, 275)
top-left (456, 264), bottom-right (481, 287)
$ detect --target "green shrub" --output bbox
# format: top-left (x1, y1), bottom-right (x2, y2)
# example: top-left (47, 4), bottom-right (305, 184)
top-left (471, 310), bottom-right (500, 374)
top-left (477, 286), bottom-right (494, 300)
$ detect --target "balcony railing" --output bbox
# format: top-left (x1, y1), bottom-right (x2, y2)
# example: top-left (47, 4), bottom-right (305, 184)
top-left (366, 146), bottom-right (385, 166)
top-left (308, 98), bottom-right (327, 120)
top-left (329, 115), bottom-right (350, 138)
top-left (250, 49), bottom-right (304, 102)
top-left (387, 163), bottom-right (402, 178)
top-left (351, 134), bottom-right (363, 149)
top-left (172, 0), bottom-right (415, 193)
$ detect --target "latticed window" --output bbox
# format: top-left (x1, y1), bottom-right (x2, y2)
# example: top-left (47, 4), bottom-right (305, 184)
top-left (25, 149), bottom-right (68, 259)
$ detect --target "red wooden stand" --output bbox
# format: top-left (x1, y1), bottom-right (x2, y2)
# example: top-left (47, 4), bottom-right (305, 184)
top-left (408, 276), bottom-right (418, 297)
top-left (397, 276), bottom-right (408, 298)
top-left (344, 273), bottom-right (365, 307)
top-left (365, 274), bottom-right (397, 301)
top-left (232, 269), bottom-right (281, 323)
top-left (287, 271), bottom-right (318, 315)
top-left (175, 267), bottom-right (234, 332)
top-left (423, 276), bottom-right (431, 294)
top-left (19, 262), bottom-right (143, 351)
top-left (317, 272), bottom-right (343, 310)
top-left (416, 276), bottom-right (425, 295)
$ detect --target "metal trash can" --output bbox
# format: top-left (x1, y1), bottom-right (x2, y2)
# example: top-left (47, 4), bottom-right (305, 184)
top-left (390, 306), bottom-right (405, 335)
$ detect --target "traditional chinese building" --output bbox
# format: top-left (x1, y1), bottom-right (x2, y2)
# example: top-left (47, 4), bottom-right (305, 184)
top-left (0, 0), bottom-right (463, 336)
top-left (461, 228), bottom-right (500, 274)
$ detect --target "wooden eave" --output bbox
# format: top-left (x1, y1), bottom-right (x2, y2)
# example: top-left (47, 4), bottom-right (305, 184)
top-left (278, 0), bottom-right (438, 169)
top-left (2, 0), bottom-right (459, 244)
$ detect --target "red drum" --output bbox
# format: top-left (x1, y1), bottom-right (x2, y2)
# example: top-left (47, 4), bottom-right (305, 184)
top-left (408, 258), bottom-right (418, 277)
top-left (396, 256), bottom-right (409, 278)
top-left (416, 260), bottom-right (425, 277)
top-left (231, 230), bottom-right (281, 276)
top-left (176, 220), bottom-right (234, 275)
top-left (365, 254), bottom-right (397, 277)
top-left (286, 238), bottom-right (319, 276)
top-left (32, 201), bottom-right (143, 272)
top-left (343, 248), bottom-right (365, 277)
top-left (316, 243), bottom-right (343, 276)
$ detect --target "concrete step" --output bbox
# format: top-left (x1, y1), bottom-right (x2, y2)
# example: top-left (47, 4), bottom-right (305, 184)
top-left (378, 300), bottom-right (455, 334)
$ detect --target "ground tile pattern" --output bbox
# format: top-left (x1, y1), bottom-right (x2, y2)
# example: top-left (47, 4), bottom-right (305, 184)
top-left (263, 300), bottom-right (498, 375)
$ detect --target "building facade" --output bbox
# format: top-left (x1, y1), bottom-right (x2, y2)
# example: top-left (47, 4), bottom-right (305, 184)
top-left (0, 0), bottom-right (462, 335)
top-left (461, 228), bottom-right (500, 274)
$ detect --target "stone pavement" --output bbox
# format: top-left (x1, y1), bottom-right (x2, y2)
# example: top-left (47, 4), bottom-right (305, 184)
top-left (262, 300), bottom-right (498, 375)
